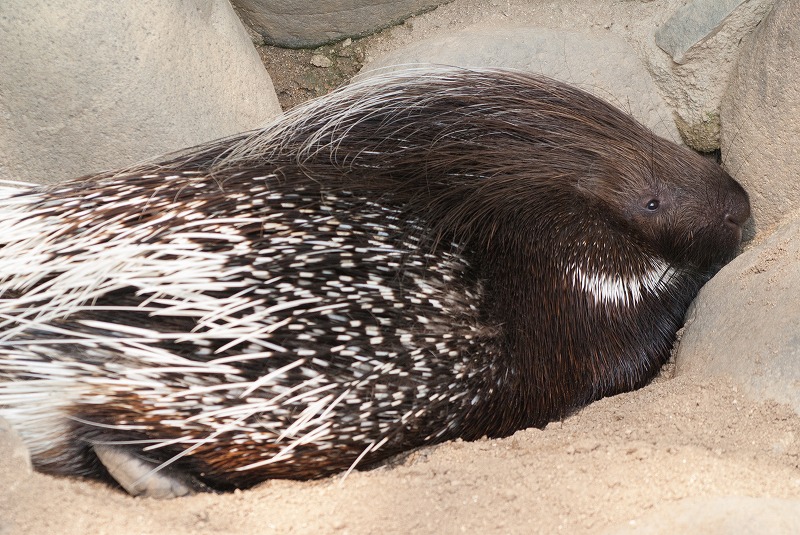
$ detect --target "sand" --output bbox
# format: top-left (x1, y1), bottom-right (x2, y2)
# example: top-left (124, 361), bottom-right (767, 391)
top-left (3, 373), bottom-right (800, 534)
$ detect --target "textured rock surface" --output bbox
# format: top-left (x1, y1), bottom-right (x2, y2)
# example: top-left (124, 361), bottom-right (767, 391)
top-left (0, 0), bottom-right (282, 184)
top-left (721, 0), bottom-right (800, 232)
top-left (605, 496), bottom-right (800, 534)
top-left (649, 0), bottom-right (774, 151)
top-left (232, 0), bottom-right (451, 48)
top-left (360, 26), bottom-right (682, 143)
top-left (655, 0), bottom-right (752, 64)
top-left (675, 216), bottom-right (800, 415)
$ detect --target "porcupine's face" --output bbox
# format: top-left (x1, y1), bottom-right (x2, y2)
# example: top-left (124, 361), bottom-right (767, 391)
top-left (577, 134), bottom-right (750, 280)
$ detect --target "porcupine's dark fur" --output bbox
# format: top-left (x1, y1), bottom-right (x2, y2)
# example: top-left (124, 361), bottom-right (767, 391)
top-left (0, 67), bottom-right (749, 497)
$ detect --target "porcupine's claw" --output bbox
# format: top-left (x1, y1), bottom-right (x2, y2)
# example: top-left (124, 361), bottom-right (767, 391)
top-left (93, 445), bottom-right (203, 499)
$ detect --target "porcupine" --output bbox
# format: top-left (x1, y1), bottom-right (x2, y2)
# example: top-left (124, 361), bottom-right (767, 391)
top-left (0, 67), bottom-right (750, 498)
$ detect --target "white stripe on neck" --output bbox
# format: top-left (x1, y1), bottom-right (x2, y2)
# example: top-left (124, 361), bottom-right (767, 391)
top-left (570, 259), bottom-right (676, 306)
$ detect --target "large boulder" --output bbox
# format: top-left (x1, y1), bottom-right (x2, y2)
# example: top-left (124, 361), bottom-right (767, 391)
top-left (675, 215), bottom-right (800, 415)
top-left (721, 0), bottom-right (800, 232)
top-left (650, 0), bottom-right (774, 152)
top-left (0, 0), bottom-right (282, 185)
top-left (231, 0), bottom-right (451, 48)
top-left (359, 26), bottom-right (682, 143)
top-left (655, 0), bottom-right (762, 65)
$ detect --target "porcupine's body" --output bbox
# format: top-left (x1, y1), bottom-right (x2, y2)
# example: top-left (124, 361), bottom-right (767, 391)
top-left (0, 68), bottom-right (749, 498)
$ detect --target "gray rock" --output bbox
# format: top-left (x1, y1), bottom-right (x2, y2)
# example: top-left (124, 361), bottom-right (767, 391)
top-left (231, 0), bottom-right (451, 48)
top-left (675, 216), bottom-right (800, 415)
top-left (0, 0), bottom-right (282, 185)
top-left (360, 26), bottom-right (682, 143)
top-left (311, 54), bottom-right (334, 68)
top-left (647, 0), bottom-right (773, 152)
top-left (655, 0), bottom-right (751, 64)
top-left (721, 0), bottom-right (800, 232)
top-left (605, 496), bottom-right (800, 534)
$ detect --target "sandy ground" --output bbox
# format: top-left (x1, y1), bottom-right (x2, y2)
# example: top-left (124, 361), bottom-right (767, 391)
top-left (4, 1), bottom-right (800, 533)
top-left (4, 372), bottom-right (800, 534)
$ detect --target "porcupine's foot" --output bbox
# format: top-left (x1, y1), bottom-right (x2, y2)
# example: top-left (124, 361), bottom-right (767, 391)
top-left (93, 445), bottom-right (207, 499)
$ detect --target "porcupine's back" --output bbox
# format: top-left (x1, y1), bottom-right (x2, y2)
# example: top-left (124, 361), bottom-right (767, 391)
top-left (0, 67), bottom-right (749, 496)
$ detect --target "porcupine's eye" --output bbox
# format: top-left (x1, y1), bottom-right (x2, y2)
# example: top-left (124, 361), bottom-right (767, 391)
top-left (629, 194), bottom-right (664, 222)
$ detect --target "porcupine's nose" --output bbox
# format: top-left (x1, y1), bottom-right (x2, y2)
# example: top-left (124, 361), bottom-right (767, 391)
top-left (723, 182), bottom-right (751, 241)
top-left (725, 199), bottom-right (750, 228)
